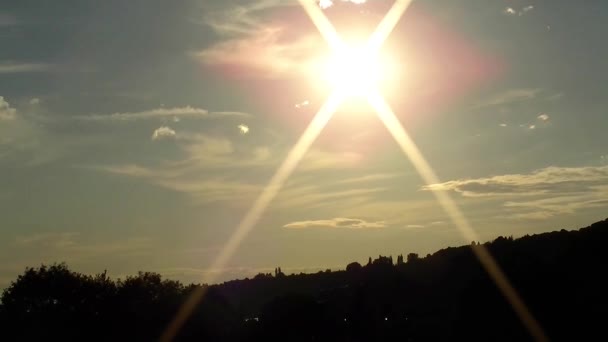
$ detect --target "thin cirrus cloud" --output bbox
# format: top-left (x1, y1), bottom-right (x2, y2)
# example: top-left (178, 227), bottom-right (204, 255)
top-left (423, 165), bottom-right (608, 197)
top-left (423, 166), bottom-right (608, 219)
top-left (76, 106), bottom-right (251, 122)
top-left (12, 231), bottom-right (153, 258)
top-left (471, 88), bottom-right (543, 109)
top-left (96, 163), bottom-right (263, 204)
top-left (194, 26), bottom-right (323, 79)
top-left (283, 217), bottom-right (385, 229)
top-left (0, 61), bottom-right (51, 74)
top-left (194, 0), bottom-right (326, 79)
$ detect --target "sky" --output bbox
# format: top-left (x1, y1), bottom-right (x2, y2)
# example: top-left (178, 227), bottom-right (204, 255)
top-left (1, 0), bottom-right (607, 288)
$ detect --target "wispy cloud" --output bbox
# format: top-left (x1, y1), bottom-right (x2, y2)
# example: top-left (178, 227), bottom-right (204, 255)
top-left (284, 217), bottom-right (385, 229)
top-left (319, 0), bottom-right (368, 10)
top-left (537, 113), bottom-right (550, 122)
top-left (504, 185), bottom-right (608, 219)
top-left (336, 173), bottom-right (400, 185)
top-left (0, 96), bottom-right (17, 120)
top-left (76, 106), bottom-right (251, 122)
top-left (15, 232), bottom-right (79, 249)
top-left (277, 186), bottom-right (386, 210)
top-left (13, 232), bottom-right (154, 258)
top-left (504, 7), bottom-right (517, 15)
top-left (424, 165), bottom-right (608, 219)
top-left (472, 88), bottom-right (542, 109)
top-left (92, 129), bottom-right (275, 204)
top-left (201, 0), bottom-right (294, 37)
top-left (195, 25), bottom-right (322, 79)
top-left (194, 0), bottom-right (326, 79)
top-left (503, 5), bottom-right (535, 16)
top-left (424, 165), bottom-right (608, 197)
top-left (299, 148), bottom-right (363, 171)
top-left (0, 61), bottom-right (51, 74)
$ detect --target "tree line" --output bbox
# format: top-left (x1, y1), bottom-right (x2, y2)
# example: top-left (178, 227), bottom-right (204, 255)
top-left (1, 218), bottom-right (607, 341)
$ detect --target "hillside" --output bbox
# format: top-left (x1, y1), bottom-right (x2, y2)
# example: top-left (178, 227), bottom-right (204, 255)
top-left (1, 218), bottom-right (607, 341)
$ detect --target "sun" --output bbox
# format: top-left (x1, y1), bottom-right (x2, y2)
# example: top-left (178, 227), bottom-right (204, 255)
top-left (321, 41), bottom-right (395, 99)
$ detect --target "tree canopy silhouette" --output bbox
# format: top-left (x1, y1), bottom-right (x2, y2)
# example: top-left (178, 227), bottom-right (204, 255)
top-left (2, 218), bottom-right (608, 341)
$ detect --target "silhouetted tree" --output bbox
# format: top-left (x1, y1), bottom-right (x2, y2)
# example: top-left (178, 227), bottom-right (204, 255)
top-left (406, 253), bottom-right (419, 263)
top-left (346, 262), bottom-right (362, 273)
top-left (2, 219), bottom-right (608, 341)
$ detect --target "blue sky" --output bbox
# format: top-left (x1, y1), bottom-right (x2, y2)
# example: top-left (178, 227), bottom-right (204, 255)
top-left (1, 0), bottom-right (607, 287)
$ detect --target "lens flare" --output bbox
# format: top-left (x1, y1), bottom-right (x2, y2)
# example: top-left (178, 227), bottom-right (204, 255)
top-left (322, 42), bottom-right (397, 99)
top-left (163, 2), bottom-right (548, 341)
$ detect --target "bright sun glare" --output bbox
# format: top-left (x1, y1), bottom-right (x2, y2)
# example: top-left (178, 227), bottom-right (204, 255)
top-left (322, 42), bottom-right (395, 98)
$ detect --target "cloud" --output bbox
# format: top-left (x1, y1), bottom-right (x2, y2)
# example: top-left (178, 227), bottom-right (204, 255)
top-left (406, 224), bottom-right (425, 229)
top-left (94, 156), bottom-right (265, 205)
top-left (97, 164), bottom-right (261, 204)
top-left (77, 106), bottom-right (250, 122)
top-left (499, 123), bottom-right (508, 127)
top-left (295, 100), bottom-right (310, 109)
top-left (152, 126), bottom-right (177, 140)
top-left (194, 0), bottom-right (327, 79)
top-left (319, 0), bottom-right (334, 9)
top-left (537, 113), bottom-right (550, 122)
top-left (29, 98), bottom-right (40, 105)
top-left (299, 148), bottom-right (363, 171)
top-left (503, 7), bottom-right (517, 15)
top-left (424, 165), bottom-right (608, 197)
top-left (238, 124), bottom-right (249, 134)
top-left (276, 186), bottom-right (386, 210)
top-left (503, 5), bottom-right (534, 16)
top-left (12, 232), bottom-right (154, 258)
top-left (195, 25), bottom-right (323, 79)
top-left (15, 232), bottom-right (79, 249)
top-left (201, 0), bottom-right (294, 37)
top-left (424, 166), bottom-right (608, 219)
top-left (0, 96), bottom-right (17, 120)
top-left (318, 0), bottom-right (368, 9)
top-left (284, 217), bottom-right (385, 229)
top-left (336, 173), bottom-right (400, 185)
top-left (0, 61), bottom-right (51, 74)
top-left (528, 124), bottom-right (536, 130)
top-left (472, 88), bottom-right (542, 109)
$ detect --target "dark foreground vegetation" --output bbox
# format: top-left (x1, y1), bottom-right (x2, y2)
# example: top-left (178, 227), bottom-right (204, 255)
top-left (1, 219), bottom-right (608, 341)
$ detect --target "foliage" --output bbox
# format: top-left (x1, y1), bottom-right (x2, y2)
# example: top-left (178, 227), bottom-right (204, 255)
top-left (2, 219), bottom-right (608, 341)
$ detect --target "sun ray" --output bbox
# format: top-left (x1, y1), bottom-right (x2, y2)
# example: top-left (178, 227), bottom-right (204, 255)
top-left (163, 2), bottom-right (548, 341)
top-left (367, 91), bottom-right (548, 342)
top-left (160, 91), bottom-right (345, 342)
top-left (367, 0), bottom-right (414, 52)
top-left (298, 0), bottom-right (345, 51)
